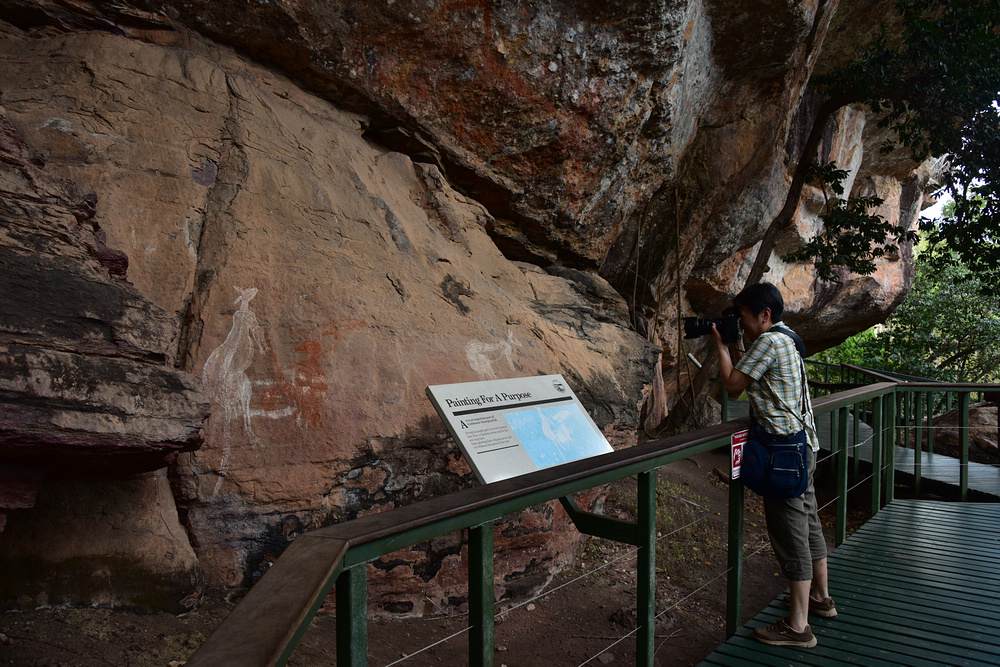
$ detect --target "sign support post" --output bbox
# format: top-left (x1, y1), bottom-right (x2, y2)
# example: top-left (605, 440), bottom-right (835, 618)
top-left (726, 429), bottom-right (747, 637)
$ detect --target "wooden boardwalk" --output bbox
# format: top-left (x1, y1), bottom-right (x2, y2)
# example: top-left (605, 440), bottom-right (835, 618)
top-left (700, 500), bottom-right (1000, 666)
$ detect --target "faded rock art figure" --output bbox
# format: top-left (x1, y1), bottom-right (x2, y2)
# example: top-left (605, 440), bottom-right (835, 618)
top-left (290, 339), bottom-right (329, 430)
top-left (202, 286), bottom-right (266, 495)
top-left (260, 318), bottom-right (366, 429)
top-left (466, 330), bottom-right (521, 379)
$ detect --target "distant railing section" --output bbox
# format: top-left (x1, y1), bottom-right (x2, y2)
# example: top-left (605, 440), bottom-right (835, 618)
top-left (186, 375), bottom-right (998, 667)
top-left (806, 362), bottom-right (999, 500)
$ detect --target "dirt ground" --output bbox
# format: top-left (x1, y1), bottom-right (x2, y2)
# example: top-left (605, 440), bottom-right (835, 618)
top-left (0, 449), bottom-right (847, 666)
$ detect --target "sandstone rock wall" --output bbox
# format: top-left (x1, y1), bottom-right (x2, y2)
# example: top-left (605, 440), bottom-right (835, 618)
top-left (0, 87), bottom-right (208, 609)
top-left (0, 0), bottom-right (926, 613)
top-left (0, 18), bottom-right (658, 613)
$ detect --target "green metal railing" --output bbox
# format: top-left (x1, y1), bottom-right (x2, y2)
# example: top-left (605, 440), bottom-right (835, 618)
top-left (186, 377), bottom-right (994, 667)
top-left (832, 364), bottom-right (998, 501)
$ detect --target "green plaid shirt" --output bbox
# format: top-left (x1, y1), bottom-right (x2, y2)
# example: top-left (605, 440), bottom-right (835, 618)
top-left (735, 322), bottom-right (819, 451)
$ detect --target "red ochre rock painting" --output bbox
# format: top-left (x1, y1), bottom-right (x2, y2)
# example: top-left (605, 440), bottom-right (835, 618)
top-left (261, 318), bottom-right (367, 430)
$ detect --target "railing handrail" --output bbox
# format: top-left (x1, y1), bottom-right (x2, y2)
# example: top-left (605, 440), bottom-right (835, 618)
top-left (840, 363), bottom-right (941, 384)
top-left (185, 382), bottom-right (898, 666)
top-left (886, 381), bottom-right (1000, 390)
top-left (186, 416), bottom-right (744, 666)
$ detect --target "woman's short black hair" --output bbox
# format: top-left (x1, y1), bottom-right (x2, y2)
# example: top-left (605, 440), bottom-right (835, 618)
top-left (734, 282), bottom-right (784, 322)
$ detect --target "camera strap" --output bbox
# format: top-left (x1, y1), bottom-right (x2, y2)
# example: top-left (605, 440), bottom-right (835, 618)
top-left (767, 324), bottom-right (805, 357)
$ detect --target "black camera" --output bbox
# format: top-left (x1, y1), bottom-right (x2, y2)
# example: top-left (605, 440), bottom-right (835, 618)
top-left (683, 306), bottom-right (741, 344)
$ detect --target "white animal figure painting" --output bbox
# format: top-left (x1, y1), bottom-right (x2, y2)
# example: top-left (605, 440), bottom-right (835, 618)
top-left (202, 286), bottom-right (266, 495)
top-left (465, 330), bottom-right (521, 379)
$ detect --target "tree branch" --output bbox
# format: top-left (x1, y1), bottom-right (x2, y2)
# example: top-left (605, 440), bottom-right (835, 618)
top-left (936, 345), bottom-right (978, 370)
top-left (746, 96), bottom-right (850, 286)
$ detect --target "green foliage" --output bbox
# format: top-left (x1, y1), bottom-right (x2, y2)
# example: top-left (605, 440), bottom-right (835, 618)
top-left (920, 104), bottom-right (1000, 280)
top-left (810, 257), bottom-right (1000, 383)
top-left (819, 0), bottom-right (1000, 162)
top-left (781, 163), bottom-right (917, 282)
top-left (811, 328), bottom-right (880, 369)
top-left (786, 1), bottom-right (1000, 281)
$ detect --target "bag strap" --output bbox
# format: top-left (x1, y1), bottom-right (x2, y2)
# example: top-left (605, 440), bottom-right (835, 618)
top-left (767, 325), bottom-right (810, 422)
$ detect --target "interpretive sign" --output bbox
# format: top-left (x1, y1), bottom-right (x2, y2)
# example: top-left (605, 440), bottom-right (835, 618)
top-left (426, 374), bottom-right (613, 484)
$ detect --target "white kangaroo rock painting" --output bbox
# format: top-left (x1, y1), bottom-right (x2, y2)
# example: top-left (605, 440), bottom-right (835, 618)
top-left (465, 329), bottom-right (521, 379)
top-left (202, 286), bottom-right (266, 495)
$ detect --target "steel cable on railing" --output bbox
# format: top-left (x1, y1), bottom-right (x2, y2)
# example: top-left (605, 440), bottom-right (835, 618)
top-left (559, 417), bottom-right (899, 665)
top-left (577, 511), bottom-right (778, 666)
top-left (382, 415), bottom-right (997, 666)
top-left (853, 423), bottom-right (1000, 488)
top-left (886, 423), bottom-right (1000, 482)
top-left (846, 429), bottom-right (878, 484)
top-left (382, 507), bottom-right (719, 666)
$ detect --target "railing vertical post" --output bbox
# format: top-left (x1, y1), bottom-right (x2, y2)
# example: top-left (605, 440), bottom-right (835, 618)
top-left (469, 522), bottom-right (495, 667)
top-left (828, 406), bottom-right (836, 453)
top-left (927, 391), bottom-right (935, 454)
top-left (871, 396), bottom-right (883, 515)
top-left (896, 392), bottom-right (903, 449)
top-left (885, 391), bottom-right (896, 504)
top-left (726, 470), bottom-right (744, 638)
top-left (336, 565), bottom-right (368, 667)
top-left (721, 384), bottom-right (729, 423)
top-left (852, 403), bottom-right (861, 481)
top-left (637, 470), bottom-right (657, 667)
top-left (960, 391), bottom-right (971, 501)
top-left (913, 391), bottom-right (922, 498)
top-left (914, 389), bottom-right (924, 452)
top-left (905, 391), bottom-right (913, 451)
top-left (836, 406), bottom-right (849, 546)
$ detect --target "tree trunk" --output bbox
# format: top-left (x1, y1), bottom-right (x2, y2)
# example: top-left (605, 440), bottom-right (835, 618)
top-left (745, 96), bottom-right (851, 286)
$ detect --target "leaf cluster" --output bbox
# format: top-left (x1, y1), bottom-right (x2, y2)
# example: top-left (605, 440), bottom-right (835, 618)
top-left (790, 0), bottom-right (1000, 281)
top-left (781, 163), bottom-right (917, 282)
top-left (920, 104), bottom-right (1000, 280)
top-left (818, 0), bottom-right (1000, 162)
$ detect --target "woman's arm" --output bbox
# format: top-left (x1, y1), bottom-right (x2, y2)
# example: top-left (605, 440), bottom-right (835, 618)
top-left (712, 324), bottom-right (754, 396)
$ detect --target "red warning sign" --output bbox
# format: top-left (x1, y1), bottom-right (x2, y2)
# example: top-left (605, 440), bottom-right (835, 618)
top-left (731, 429), bottom-right (748, 479)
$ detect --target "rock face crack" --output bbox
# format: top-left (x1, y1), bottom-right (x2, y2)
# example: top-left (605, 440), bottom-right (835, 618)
top-left (175, 75), bottom-right (250, 373)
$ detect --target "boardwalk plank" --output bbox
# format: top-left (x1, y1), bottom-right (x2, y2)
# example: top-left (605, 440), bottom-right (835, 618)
top-left (754, 607), bottom-right (983, 665)
top-left (699, 500), bottom-right (1000, 666)
top-left (820, 585), bottom-right (1000, 632)
top-left (829, 553), bottom-right (1000, 597)
top-left (834, 528), bottom-right (1000, 559)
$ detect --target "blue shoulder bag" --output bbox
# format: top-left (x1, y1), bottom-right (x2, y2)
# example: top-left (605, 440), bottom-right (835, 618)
top-left (741, 327), bottom-right (811, 499)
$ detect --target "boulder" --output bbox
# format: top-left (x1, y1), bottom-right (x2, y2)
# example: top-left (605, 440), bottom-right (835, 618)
top-left (929, 402), bottom-right (1000, 465)
top-left (0, 472), bottom-right (203, 614)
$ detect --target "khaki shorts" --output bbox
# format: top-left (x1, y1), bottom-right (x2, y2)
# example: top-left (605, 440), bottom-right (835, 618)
top-left (762, 447), bottom-right (828, 581)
